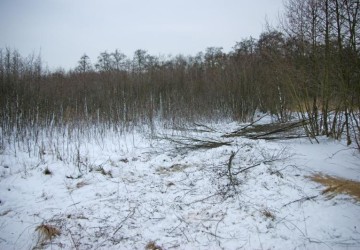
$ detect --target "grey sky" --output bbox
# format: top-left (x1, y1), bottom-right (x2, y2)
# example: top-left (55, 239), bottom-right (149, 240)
top-left (0, 0), bottom-right (284, 70)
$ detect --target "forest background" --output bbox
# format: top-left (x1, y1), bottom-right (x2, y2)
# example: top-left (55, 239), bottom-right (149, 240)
top-left (1, 0), bottom-right (359, 150)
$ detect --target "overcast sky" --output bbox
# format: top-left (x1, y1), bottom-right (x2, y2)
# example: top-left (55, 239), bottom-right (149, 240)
top-left (0, 0), bottom-right (284, 70)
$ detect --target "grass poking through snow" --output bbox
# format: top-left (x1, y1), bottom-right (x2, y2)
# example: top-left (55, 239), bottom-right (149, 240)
top-left (310, 174), bottom-right (360, 201)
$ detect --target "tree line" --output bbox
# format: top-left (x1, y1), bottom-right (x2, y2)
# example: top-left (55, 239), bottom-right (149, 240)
top-left (0, 0), bottom-right (359, 149)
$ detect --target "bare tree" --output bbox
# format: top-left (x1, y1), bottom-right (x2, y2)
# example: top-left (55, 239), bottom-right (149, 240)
top-left (76, 54), bottom-right (92, 73)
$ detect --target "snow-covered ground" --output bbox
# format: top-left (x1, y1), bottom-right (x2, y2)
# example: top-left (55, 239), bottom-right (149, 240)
top-left (0, 119), bottom-right (359, 249)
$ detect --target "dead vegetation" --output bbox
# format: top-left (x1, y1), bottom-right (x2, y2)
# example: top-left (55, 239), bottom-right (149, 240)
top-left (310, 174), bottom-right (360, 201)
top-left (0, 209), bottom-right (11, 216)
top-left (35, 224), bottom-right (61, 248)
top-left (76, 180), bottom-right (88, 189)
top-left (145, 241), bottom-right (163, 250)
top-left (43, 167), bottom-right (52, 175)
top-left (156, 164), bottom-right (190, 175)
top-left (223, 120), bottom-right (307, 140)
top-left (262, 209), bottom-right (276, 221)
top-left (164, 135), bottom-right (232, 150)
top-left (94, 166), bottom-right (113, 177)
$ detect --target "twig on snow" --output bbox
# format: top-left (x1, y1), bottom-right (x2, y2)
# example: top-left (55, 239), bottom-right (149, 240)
top-left (180, 228), bottom-right (190, 242)
top-left (114, 208), bottom-right (136, 236)
top-left (214, 212), bottom-right (226, 240)
top-left (233, 158), bottom-right (280, 175)
top-left (96, 208), bottom-right (136, 248)
top-left (227, 151), bottom-right (237, 186)
top-left (185, 193), bottom-right (219, 206)
top-left (67, 228), bottom-right (79, 250)
top-left (282, 195), bottom-right (318, 208)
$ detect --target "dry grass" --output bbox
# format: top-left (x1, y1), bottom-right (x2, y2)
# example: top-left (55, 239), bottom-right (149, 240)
top-left (76, 180), bottom-right (88, 189)
top-left (262, 209), bottom-right (276, 221)
top-left (310, 174), bottom-right (360, 201)
top-left (145, 241), bottom-right (163, 250)
top-left (35, 224), bottom-right (61, 247)
top-left (94, 166), bottom-right (113, 177)
top-left (156, 164), bottom-right (189, 175)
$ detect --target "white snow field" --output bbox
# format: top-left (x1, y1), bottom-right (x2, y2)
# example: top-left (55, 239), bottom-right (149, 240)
top-left (1, 118), bottom-right (360, 249)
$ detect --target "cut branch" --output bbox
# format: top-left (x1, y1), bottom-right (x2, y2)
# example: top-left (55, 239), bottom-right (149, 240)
top-left (282, 195), bottom-right (318, 208)
top-left (227, 151), bottom-right (237, 186)
top-left (233, 158), bottom-right (281, 175)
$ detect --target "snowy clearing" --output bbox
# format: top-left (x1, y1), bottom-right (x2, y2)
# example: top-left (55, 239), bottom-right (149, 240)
top-left (1, 119), bottom-right (360, 250)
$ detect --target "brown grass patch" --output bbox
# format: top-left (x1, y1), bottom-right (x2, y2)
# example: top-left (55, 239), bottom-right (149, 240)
top-left (145, 241), bottom-right (163, 250)
top-left (35, 224), bottom-right (61, 247)
top-left (76, 180), bottom-right (88, 189)
top-left (262, 209), bottom-right (276, 221)
top-left (156, 164), bottom-right (189, 175)
top-left (310, 174), bottom-right (360, 201)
